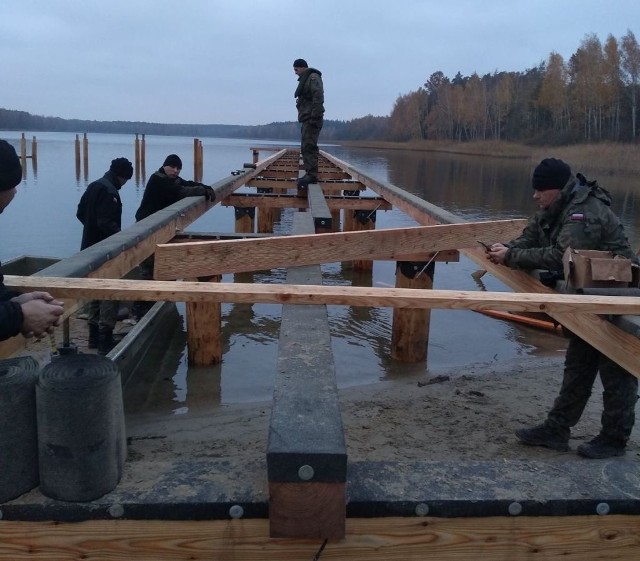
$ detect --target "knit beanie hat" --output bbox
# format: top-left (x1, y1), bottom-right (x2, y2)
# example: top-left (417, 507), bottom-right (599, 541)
top-left (110, 157), bottom-right (134, 179)
top-left (293, 58), bottom-right (308, 68)
top-left (531, 158), bottom-right (571, 191)
top-left (0, 140), bottom-right (22, 191)
top-left (163, 154), bottom-right (182, 169)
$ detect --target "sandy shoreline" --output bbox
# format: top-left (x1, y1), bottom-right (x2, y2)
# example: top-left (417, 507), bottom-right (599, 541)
top-left (124, 353), bottom-right (640, 470)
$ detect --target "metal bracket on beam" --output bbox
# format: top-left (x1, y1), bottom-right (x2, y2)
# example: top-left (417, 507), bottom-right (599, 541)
top-left (354, 209), bottom-right (376, 225)
top-left (398, 260), bottom-right (435, 280)
top-left (234, 207), bottom-right (255, 220)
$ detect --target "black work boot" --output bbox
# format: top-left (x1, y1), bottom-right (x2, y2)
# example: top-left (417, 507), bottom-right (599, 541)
top-left (98, 327), bottom-right (120, 355)
top-left (88, 323), bottom-right (99, 349)
top-left (297, 173), bottom-right (317, 187)
top-left (577, 435), bottom-right (626, 459)
top-left (515, 424), bottom-right (569, 452)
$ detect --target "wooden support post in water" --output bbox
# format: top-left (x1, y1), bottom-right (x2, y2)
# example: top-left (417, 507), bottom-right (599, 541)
top-left (134, 134), bottom-right (140, 184)
top-left (391, 259), bottom-right (434, 363)
top-left (31, 136), bottom-right (37, 171)
top-left (351, 209), bottom-right (376, 271)
top-left (140, 134), bottom-right (146, 181)
top-left (20, 133), bottom-right (27, 178)
top-left (257, 188), bottom-right (276, 233)
top-left (234, 207), bottom-right (255, 234)
top-left (252, 149), bottom-right (259, 164)
top-left (82, 133), bottom-right (89, 180)
top-left (185, 275), bottom-right (222, 365)
top-left (134, 134), bottom-right (140, 166)
top-left (74, 134), bottom-right (81, 181)
top-left (193, 138), bottom-right (203, 182)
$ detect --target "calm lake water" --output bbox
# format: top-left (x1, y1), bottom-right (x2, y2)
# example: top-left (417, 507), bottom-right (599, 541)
top-left (3, 131), bottom-right (638, 411)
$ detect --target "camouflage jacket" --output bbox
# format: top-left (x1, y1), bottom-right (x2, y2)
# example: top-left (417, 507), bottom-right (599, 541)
top-left (295, 68), bottom-right (324, 123)
top-left (505, 176), bottom-right (637, 271)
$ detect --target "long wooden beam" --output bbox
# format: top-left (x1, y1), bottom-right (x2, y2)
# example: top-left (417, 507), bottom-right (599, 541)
top-left (0, 516), bottom-right (639, 560)
top-left (268, 212), bottom-right (346, 539)
top-left (5, 276), bottom-right (640, 316)
top-left (152, 220), bottom-right (526, 278)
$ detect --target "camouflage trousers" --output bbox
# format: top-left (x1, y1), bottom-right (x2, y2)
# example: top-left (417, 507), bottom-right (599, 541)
top-left (545, 334), bottom-right (638, 444)
top-left (87, 299), bottom-right (118, 330)
top-left (300, 119), bottom-right (322, 176)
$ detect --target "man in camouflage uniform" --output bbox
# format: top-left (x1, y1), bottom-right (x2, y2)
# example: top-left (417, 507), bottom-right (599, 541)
top-left (293, 58), bottom-right (324, 187)
top-left (487, 158), bottom-right (638, 459)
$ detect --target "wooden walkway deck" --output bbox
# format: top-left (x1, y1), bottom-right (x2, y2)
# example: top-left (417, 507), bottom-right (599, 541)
top-left (2, 147), bottom-right (640, 560)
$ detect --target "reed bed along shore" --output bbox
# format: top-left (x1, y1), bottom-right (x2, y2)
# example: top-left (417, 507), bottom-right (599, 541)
top-left (339, 140), bottom-right (640, 177)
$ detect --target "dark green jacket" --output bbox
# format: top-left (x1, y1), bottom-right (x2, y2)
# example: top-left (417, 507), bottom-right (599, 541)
top-left (505, 176), bottom-right (637, 271)
top-left (295, 68), bottom-right (324, 123)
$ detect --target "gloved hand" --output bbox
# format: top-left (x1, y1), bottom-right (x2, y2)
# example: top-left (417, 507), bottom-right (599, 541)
top-left (203, 186), bottom-right (215, 202)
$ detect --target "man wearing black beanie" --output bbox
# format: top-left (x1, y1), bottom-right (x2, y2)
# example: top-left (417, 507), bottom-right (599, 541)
top-left (486, 157), bottom-right (638, 459)
top-left (132, 153), bottom-right (215, 320)
top-left (135, 153), bottom-right (213, 222)
top-left (0, 139), bottom-right (65, 342)
top-left (293, 58), bottom-right (324, 187)
top-left (76, 156), bottom-right (133, 353)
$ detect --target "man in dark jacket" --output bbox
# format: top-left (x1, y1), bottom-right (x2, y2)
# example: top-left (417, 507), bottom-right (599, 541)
top-left (135, 153), bottom-right (214, 222)
top-left (487, 158), bottom-right (638, 459)
top-left (0, 139), bottom-right (64, 342)
top-left (132, 153), bottom-right (214, 319)
top-left (293, 58), bottom-right (324, 187)
top-left (76, 157), bottom-right (133, 353)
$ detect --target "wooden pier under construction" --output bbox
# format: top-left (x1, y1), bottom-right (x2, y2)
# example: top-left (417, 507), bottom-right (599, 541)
top-left (2, 147), bottom-right (640, 559)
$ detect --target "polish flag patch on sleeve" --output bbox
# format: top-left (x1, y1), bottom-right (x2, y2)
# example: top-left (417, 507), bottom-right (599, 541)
top-left (570, 213), bottom-right (585, 221)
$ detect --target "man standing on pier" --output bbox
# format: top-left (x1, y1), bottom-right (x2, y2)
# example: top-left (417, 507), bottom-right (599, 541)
top-left (0, 139), bottom-right (64, 342)
top-left (486, 157), bottom-right (638, 459)
top-left (293, 58), bottom-right (324, 188)
top-left (76, 157), bottom-right (133, 354)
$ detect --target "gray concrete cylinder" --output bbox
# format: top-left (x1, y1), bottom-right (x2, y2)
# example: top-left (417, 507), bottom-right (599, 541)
top-left (0, 356), bottom-right (40, 503)
top-left (37, 354), bottom-right (126, 502)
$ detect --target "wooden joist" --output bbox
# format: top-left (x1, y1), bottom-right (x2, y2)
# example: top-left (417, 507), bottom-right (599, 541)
top-left (152, 220), bottom-right (526, 278)
top-left (221, 193), bottom-right (391, 211)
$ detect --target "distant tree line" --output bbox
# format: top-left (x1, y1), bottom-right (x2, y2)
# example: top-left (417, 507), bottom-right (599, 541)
top-left (2, 29), bottom-right (638, 145)
top-left (389, 30), bottom-right (640, 144)
top-left (0, 108), bottom-right (388, 142)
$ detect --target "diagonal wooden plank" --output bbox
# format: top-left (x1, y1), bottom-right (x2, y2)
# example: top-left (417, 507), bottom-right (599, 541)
top-left (461, 246), bottom-right (640, 380)
top-left (153, 220), bottom-right (527, 279)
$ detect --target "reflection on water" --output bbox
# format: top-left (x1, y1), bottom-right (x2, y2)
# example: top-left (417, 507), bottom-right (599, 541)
top-left (5, 132), bottom-right (617, 414)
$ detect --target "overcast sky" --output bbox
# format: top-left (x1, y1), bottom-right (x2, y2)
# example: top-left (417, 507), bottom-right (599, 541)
top-left (1, 1), bottom-right (638, 126)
